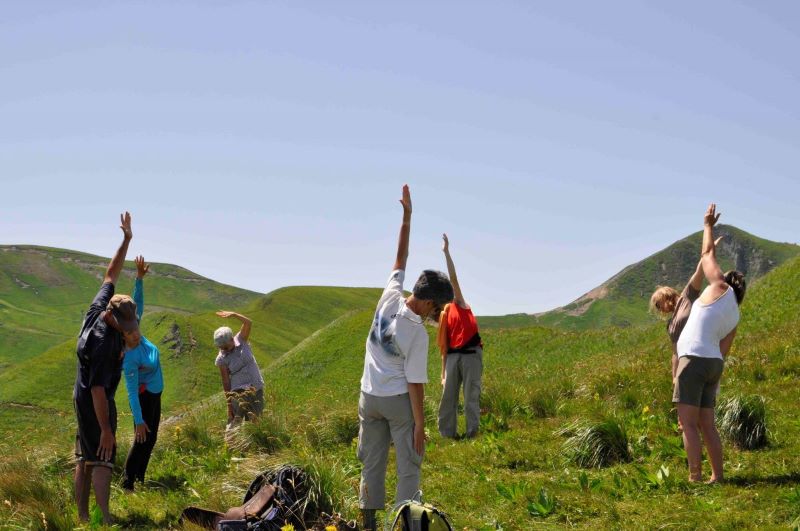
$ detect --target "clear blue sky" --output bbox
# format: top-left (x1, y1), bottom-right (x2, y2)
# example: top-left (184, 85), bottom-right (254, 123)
top-left (2, 1), bottom-right (798, 315)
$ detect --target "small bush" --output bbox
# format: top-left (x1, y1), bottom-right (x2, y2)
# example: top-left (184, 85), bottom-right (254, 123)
top-left (527, 388), bottom-right (558, 418)
top-left (306, 412), bottom-right (359, 449)
top-left (558, 419), bottom-right (632, 468)
top-left (482, 385), bottom-right (521, 418)
top-left (293, 450), bottom-right (360, 522)
top-left (232, 412), bottom-right (292, 454)
top-left (717, 395), bottom-right (768, 450)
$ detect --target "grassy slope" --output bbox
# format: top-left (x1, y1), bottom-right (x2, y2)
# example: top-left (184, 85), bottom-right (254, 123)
top-left (0, 245), bottom-right (263, 366)
top-left (0, 285), bottom-right (382, 421)
top-left (480, 225), bottom-right (800, 331)
top-left (2, 257), bottom-right (799, 529)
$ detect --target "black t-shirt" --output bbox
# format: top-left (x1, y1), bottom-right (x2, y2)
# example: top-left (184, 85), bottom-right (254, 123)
top-left (73, 283), bottom-right (123, 401)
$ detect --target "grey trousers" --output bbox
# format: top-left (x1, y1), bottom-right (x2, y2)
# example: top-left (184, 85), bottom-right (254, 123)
top-left (358, 392), bottom-right (423, 510)
top-left (438, 348), bottom-right (483, 438)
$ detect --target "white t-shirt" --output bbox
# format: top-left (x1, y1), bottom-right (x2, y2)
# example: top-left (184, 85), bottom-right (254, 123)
top-left (360, 269), bottom-right (429, 396)
top-left (677, 286), bottom-right (740, 360)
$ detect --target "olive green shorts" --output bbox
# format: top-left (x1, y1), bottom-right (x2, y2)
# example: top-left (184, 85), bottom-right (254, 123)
top-left (672, 356), bottom-right (724, 408)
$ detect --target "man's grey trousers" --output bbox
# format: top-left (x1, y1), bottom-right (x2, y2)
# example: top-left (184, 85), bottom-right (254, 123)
top-left (358, 391), bottom-right (423, 510)
top-left (438, 348), bottom-right (483, 438)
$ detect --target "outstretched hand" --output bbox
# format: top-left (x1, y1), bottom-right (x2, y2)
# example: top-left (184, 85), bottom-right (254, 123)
top-left (135, 255), bottom-right (150, 279)
top-left (120, 211), bottom-right (133, 240)
top-left (399, 184), bottom-right (412, 214)
top-left (442, 233), bottom-right (449, 253)
top-left (216, 311), bottom-right (235, 318)
top-left (704, 203), bottom-right (720, 227)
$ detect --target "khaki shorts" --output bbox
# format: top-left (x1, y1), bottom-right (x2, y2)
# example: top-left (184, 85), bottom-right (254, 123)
top-left (673, 356), bottom-right (724, 408)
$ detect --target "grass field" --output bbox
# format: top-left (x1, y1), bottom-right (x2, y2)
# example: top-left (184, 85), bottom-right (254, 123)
top-left (0, 250), bottom-right (799, 529)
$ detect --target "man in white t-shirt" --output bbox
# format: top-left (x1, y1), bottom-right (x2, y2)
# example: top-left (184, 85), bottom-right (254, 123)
top-left (358, 185), bottom-right (454, 531)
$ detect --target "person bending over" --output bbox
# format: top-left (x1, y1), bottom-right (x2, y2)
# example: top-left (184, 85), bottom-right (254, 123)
top-left (437, 233), bottom-right (483, 439)
top-left (650, 236), bottom-right (723, 429)
top-left (674, 204), bottom-right (746, 483)
top-left (121, 255), bottom-right (164, 491)
top-left (214, 311), bottom-right (265, 428)
top-left (358, 185), bottom-right (454, 531)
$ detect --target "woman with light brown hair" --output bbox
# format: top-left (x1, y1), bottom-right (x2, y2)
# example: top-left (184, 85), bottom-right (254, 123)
top-left (650, 234), bottom-right (722, 387)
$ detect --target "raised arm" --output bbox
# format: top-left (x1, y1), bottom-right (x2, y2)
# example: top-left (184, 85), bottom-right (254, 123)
top-left (442, 234), bottom-right (466, 307)
top-left (133, 255), bottom-right (149, 322)
top-left (103, 212), bottom-right (133, 286)
top-left (216, 311), bottom-right (252, 342)
top-left (688, 235), bottom-right (724, 292)
top-left (700, 204), bottom-right (727, 295)
top-left (393, 185), bottom-right (412, 271)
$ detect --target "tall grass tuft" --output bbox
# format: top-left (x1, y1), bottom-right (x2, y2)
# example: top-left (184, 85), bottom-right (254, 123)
top-left (527, 387), bottom-right (559, 418)
top-left (0, 455), bottom-right (74, 530)
top-left (482, 385), bottom-right (521, 418)
top-left (558, 419), bottom-right (632, 468)
top-left (717, 395), bottom-right (768, 450)
top-left (229, 412), bottom-right (292, 454)
top-left (305, 412), bottom-right (359, 449)
top-left (293, 449), bottom-right (360, 522)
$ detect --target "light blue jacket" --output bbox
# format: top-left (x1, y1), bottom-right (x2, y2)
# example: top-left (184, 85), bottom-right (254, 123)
top-left (122, 278), bottom-right (164, 425)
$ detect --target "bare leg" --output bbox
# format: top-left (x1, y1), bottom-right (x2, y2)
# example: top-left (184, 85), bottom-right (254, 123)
top-left (91, 465), bottom-right (113, 524)
top-left (677, 403), bottom-right (703, 481)
top-left (699, 407), bottom-right (723, 482)
top-left (74, 461), bottom-right (91, 521)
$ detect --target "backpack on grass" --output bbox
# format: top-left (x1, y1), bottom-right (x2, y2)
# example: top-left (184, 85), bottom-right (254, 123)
top-left (388, 491), bottom-right (453, 531)
top-left (180, 465), bottom-right (311, 531)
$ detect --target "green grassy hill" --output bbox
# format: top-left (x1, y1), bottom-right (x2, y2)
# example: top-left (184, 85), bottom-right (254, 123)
top-left (480, 225), bottom-right (800, 330)
top-left (2, 253), bottom-right (799, 529)
top-left (0, 245), bottom-right (264, 368)
top-left (0, 284), bottom-right (381, 447)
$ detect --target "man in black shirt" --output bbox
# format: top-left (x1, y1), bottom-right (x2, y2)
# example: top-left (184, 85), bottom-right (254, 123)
top-left (73, 212), bottom-right (139, 525)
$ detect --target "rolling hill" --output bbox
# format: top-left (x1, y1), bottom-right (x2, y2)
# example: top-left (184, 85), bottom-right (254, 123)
top-left (0, 245), bottom-right (264, 368)
top-left (1, 242), bottom-right (800, 528)
top-left (480, 225), bottom-right (800, 330)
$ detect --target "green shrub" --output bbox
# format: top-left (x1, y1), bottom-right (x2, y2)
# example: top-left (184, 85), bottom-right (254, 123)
top-left (558, 419), bottom-right (632, 468)
top-left (527, 388), bottom-right (558, 418)
top-left (305, 412), bottom-right (359, 448)
top-left (482, 385), bottom-right (521, 418)
top-left (717, 395), bottom-right (768, 450)
top-left (293, 450), bottom-right (360, 521)
top-left (231, 412), bottom-right (292, 454)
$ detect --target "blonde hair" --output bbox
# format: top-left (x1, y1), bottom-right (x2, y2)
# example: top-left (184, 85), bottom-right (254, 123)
top-left (649, 286), bottom-right (679, 316)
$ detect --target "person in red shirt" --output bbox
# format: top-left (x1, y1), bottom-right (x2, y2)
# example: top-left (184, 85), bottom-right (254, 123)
top-left (437, 233), bottom-right (483, 439)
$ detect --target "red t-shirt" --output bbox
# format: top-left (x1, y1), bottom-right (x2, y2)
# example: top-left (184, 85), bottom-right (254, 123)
top-left (445, 303), bottom-right (482, 350)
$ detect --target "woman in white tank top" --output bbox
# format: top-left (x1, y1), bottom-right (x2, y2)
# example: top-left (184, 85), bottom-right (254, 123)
top-left (673, 204), bottom-right (746, 483)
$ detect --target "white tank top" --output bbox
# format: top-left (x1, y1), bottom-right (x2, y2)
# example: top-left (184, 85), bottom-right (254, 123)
top-left (676, 286), bottom-right (740, 360)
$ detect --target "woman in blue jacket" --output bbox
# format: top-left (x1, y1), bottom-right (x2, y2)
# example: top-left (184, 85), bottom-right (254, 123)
top-left (121, 256), bottom-right (164, 491)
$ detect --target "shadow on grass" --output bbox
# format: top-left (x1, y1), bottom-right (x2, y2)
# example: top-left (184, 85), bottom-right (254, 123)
top-left (726, 472), bottom-right (800, 487)
top-left (116, 509), bottom-right (173, 530)
top-left (146, 472), bottom-right (188, 492)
